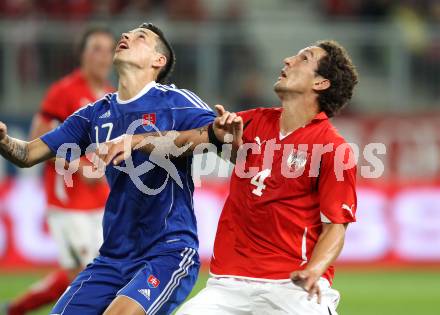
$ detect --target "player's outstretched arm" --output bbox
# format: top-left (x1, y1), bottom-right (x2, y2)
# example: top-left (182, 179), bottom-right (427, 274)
top-left (99, 105), bottom-right (243, 166)
top-left (290, 223), bottom-right (347, 304)
top-left (0, 121), bottom-right (54, 168)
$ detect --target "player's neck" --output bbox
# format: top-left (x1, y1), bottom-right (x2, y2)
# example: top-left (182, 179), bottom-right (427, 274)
top-left (279, 94), bottom-right (319, 134)
top-left (117, 67), bottom-right (156, 101)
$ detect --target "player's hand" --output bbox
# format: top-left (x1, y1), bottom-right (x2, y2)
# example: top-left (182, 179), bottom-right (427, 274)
top-left (213, 105), bottom-right (243, 147)
top-left (78, 156), bottom-right (106, 184)
top-left (0, 121), bottom-right (7, 143)
top-left (290, 269), bottom-right (322, 304)
top-left (94, 134), bottom-right (140, 168)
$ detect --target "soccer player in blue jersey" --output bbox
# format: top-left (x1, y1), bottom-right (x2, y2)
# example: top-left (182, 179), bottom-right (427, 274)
top-left (0, 23), bottom-right (216, 315)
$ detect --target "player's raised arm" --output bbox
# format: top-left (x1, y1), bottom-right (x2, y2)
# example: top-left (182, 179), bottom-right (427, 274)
top-left (100, 104), bottom-right (243, 166)
top-left (0, 121), bottom-right (54, 168)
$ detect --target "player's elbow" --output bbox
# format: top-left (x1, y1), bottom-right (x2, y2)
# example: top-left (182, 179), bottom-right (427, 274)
top-left (15, 158), bottom-right (33, 168)
top-left (16, 150), bottom-right (37, 168)
top-left (12, 162), bottom-right (29, 168)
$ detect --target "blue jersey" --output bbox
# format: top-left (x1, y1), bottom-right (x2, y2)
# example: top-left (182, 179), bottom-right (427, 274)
top-left (41, 81), bottom-right (215, 260)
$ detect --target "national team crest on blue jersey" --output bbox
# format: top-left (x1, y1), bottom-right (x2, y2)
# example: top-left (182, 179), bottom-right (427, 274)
top-left (147, 274), bottom-right (160, 288)
top-left (143, 113), bottom-right (156, 131)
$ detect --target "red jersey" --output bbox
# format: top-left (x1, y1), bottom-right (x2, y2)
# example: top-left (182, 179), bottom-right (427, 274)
top-left (40, 69), bottom-right (113, 211)
top-left (210, 107), bottom-right (357, 284)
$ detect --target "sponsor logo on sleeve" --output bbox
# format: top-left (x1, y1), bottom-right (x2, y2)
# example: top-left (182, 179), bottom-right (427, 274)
top-left (342, 203), bottom-right (355, 217)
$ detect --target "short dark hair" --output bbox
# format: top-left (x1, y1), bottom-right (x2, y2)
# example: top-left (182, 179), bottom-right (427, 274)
top-left (139, 22), bottom-right (176, 84)
top-left (78, 26), bottom-right (115, 56)
top-left (314, 40), bottom-right (358, 117)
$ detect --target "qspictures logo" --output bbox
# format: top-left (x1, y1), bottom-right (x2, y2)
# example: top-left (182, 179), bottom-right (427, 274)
top-left (54, 120), bottom-right (386, 195)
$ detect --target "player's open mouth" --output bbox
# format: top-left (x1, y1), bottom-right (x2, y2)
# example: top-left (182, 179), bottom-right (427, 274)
top-left (278, 70), bottom-right (287, 80)
top-left (116, 41), bottom-right (129, 51)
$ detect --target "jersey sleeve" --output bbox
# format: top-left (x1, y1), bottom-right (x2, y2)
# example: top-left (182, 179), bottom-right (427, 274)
top-left (237, 108), bottom-right (259, 125)
top-left (237, 108), bottom-right (262, 142)
top-left (40, 104), bottom-right (93, 160)
top-left (170, 89), bottom-right (216, 130)
top-left (40, 82), bottom-right (69, 122)
top-left (318, 140), bottom-right (357, 224)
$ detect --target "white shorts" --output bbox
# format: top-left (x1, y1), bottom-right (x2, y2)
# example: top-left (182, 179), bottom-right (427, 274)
top-left (177, 276), bottom-right (340, 315)
top-left (47, 208), bottom-right (104, 269)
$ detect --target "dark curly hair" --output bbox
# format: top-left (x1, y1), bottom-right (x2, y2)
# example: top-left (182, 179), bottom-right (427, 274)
top-left (314, 40), bottom-right (358, 117)
top-left (139, 23), bottom-right (176, 83)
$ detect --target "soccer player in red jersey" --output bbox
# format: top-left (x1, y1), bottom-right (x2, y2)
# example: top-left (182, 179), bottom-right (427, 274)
top-left (5, 27), bottom-right (115, 315)
top-left (100, 39), bottom-right (358, 315)
top-left (183, 40), bottom-right (358, 315)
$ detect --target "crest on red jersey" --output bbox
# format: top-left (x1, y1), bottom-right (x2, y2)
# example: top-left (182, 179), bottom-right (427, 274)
top-left (147, 274), bottom-right (160, 288)
top-left (142, 113), bottom-right (157, 131)
top-left (287, 149), bottom-right (308, 171)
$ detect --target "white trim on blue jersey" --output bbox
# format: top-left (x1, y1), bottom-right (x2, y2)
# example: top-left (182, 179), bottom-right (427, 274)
top-left (154, 85), bottom-right (168, 92)
top-left (156, 84), bottom-right (212, 111)
top-left (57, 274), bottom-right (92, 315)
top-left (182, 89), bottom-right (211, 110)
top-left (70, 103), bottom-right (95, 121)
top-left (147, 248), bottom-right (196, 315)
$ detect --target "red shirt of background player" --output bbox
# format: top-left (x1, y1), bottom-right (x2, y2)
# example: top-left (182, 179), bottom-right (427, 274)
top-left (40, 69), bottom-right (113, 211)
top-left (210, 107), bottom-right (357, 284)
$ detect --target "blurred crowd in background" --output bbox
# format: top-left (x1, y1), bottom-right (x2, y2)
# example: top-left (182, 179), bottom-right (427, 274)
top-left (0, 0), bottom-right (439, 115)
top-left (324, 0), bottom-right (440, 21)
top-left (324, 0), bottom-right (440, 101)
top-left (0, 0), bottom-right (213, 21)
top-left (2, 0), bottom-right (439, 22)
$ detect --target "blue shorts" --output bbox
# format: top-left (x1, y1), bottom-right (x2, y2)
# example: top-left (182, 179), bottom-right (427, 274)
top-left (50, 247), bottom-right (199, 315)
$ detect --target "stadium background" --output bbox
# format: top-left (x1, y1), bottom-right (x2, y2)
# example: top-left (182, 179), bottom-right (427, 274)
top-left (0, 0), bottom-right (439, 314)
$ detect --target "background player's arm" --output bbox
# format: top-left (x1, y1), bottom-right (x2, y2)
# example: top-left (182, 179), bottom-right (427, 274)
top-left (29, 113), bottom-right (58, 165)
top-left (0, 121), bottom-right (54, 168)
top-left (30, 113), bottom-right (58, 140)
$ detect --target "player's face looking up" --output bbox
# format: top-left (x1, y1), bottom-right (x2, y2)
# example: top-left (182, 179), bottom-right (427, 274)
top-left (113, 28), bottom-right (167, 77)
top-left (274, 46), bottom-right (330, 96)
top-left (81, 32), bottom-right (115, 82)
